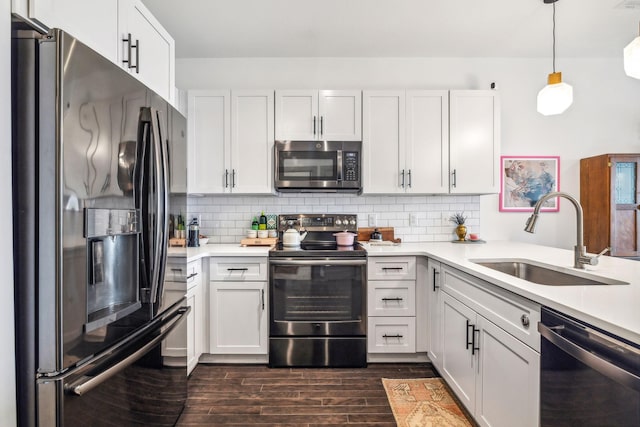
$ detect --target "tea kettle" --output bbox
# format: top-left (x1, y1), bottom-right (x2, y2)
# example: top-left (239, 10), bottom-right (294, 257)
top-left (282, 228), bottom-right (308, 247)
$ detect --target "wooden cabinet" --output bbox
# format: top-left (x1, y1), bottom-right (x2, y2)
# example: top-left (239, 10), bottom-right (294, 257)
top-left (363, 90), bottom-right (498, 194)
top-left (187, 90), bottom-right (274, 194)
top-left (367, 257), bottom-right (418, 356)
top-left (449, 90), bottom-right (500, 194)
top-left (581, 154), bottom-right (640, 259)
top-left (437, 264), bottom-right (540, 427)
top-left (117, 0), bottom-right (175, 103)
top-left (162, 259), bottom-right (204, 375)
top-left (275, 90), bottom-right (361, 141)
top-left (208, 257), bottom-right (268, 356)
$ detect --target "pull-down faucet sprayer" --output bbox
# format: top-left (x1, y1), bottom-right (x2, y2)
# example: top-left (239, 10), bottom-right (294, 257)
top-left (524, 191), bottom-right (610, 269)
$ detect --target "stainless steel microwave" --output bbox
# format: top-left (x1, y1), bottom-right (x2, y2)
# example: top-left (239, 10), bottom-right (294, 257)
top-left (274, 140), bottom-right (362, 193)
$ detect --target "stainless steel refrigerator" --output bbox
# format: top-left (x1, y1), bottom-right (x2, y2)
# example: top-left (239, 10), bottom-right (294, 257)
top-left (12, 26), bottom-right (189, 426)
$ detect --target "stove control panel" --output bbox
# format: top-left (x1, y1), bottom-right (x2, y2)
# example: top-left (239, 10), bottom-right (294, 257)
top-left (278, 214), bottom-right (358, 231)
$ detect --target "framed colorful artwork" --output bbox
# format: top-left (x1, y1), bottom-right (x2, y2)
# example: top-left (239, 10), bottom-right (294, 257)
top-left (499, 156), bottom-right (560, 212)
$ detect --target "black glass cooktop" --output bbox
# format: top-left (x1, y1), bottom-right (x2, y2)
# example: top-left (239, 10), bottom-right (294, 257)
top-left (269, 241), bottom-right (367, 258)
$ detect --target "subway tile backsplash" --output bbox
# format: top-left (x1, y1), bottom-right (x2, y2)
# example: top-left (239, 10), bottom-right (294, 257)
top-left (186, 194), bottom-right (480, 244)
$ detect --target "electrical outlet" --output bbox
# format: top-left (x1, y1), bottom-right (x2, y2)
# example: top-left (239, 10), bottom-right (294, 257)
top-left (368, 213), bottom-right (377, 227)
top-left (410, 213), bottom-right (418, 226)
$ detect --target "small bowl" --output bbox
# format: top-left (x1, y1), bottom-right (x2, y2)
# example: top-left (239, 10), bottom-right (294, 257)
top-left (199, 238), bottom-right (209, 245)
top-left (246, 230), bottom-right (258, 238)
top-left (257, 230), bottom-right (269, 239)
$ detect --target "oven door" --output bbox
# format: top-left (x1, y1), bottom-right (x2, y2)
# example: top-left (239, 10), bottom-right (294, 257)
top-left (269, 258), bottom-right (366, 336)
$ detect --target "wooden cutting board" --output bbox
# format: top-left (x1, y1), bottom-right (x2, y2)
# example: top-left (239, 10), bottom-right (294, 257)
top-left (357, 227), bottom-right (398, 242)
top-left (240, 237), bottom-right (277, 247)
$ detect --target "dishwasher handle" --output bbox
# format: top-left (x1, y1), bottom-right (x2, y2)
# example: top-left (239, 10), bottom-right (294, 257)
top-left (538, 322), bottom-right (640, 392)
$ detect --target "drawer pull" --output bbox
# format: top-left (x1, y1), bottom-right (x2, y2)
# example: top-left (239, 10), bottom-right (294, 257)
top-left (381, 267), bottom-right (403, 271)
top-left (381, 297), bottom-right (403, 302)
top-left (382, 334), bottom-right (403, 339)
top-left (521, 314), bottom-right (530, 328)
top-left (171, 268), bottom-right (183, 272)
top-left (227, 268), bottom-right (249, 271)
top-left (186, 273), bottom-right (198, 280)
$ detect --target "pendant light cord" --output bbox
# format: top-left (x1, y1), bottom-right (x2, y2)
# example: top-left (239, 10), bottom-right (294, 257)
top-left (552, 1), bottom-right (556, 73)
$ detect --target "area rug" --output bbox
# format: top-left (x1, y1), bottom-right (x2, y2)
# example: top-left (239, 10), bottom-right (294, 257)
top-left (382, 378), bottom-right (473, 427)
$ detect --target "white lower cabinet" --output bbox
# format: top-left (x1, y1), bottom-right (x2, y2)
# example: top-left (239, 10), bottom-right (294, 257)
top-left (367, 256), bottom-right (428, 361)
top-left (437, 263), bottom-right (540, 427)
top-left (162, 259), bottom-right (204, 375)
top-left (426, 259), bottom-right (443, 370)
top-left (208, 257), bottom-right (268, 357)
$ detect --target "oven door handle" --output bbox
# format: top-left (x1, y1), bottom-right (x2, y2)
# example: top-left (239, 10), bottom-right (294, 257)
top-left (269, 259), bottom-right (367, 266)
top-left (538, 322), bottom-right (640, 392)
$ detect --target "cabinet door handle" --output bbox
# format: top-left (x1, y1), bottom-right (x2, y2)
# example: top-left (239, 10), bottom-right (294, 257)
top-left (232, 169), bottom-right (236, 188)
top-left (224, 169), bottom-right (229, 188)
top-left (227, 268), bottom-right (249, 271)
top-left (432, 268), bottom-right (440, 292)
top-left (132, 38), bottom-right (139, 74)
top-left (261, 289), bottom-right (265, 310)
top-left (452, 169), bottom-right (457, 188)
top-left (122, 33), bottom-right (133, 68)
top-left (320, 116), bottom-right (324, 136)
top-left (466, 320), bottom-right (473, 350)
top-left (520, 314), bottom-right (530, 328)
top-left (407, 169), bottom-right (412, 188)
top-left (472, 326), bottom-right (480, 355)
top-left (186, 273), bottom-right (198, 280)
top-left (400, 169), bottom-right (405, 188)
top-left (382, 334), bottom-right (403, 339)
top-left (381, 297), bottom-right (403, 302)
top-left (313, 116), bottom-right (316, 136)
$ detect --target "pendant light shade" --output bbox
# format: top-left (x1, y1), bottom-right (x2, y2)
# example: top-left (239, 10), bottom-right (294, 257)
top-left (537, 0), bottom-right (573, 116)
top-left (537, 72), bottom-right (573, 116)
top-left (623, 24), bottom-right (640, 79)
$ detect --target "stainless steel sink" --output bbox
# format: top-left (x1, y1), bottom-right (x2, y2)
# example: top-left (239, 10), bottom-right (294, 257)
top-left (470, 259), bottom-right (629, 286)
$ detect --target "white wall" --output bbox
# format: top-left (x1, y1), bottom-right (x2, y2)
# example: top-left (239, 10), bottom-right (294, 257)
top-left (2, 2), bottom-right (18, 424)
top-left (176, 56), bottom-right (640, 250)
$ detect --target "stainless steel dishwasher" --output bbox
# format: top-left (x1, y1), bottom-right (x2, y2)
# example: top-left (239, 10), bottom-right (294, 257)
top-left (538, 307), bottom-right (640, 426)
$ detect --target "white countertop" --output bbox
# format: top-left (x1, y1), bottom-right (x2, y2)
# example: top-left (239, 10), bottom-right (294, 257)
top-left (365, 241), bottom-right (640, 345)
top-left (168, 240), bottom-right (640, 344)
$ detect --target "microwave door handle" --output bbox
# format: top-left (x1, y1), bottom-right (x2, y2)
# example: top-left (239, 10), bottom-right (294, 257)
top-left (337, 150), bottom-right (343, 182)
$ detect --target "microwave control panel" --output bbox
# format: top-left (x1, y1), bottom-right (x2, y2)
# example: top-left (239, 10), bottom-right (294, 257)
top-left (343, 152), bottom-right (359, 181)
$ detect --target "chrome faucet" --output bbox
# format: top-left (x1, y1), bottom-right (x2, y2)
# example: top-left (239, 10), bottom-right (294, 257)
top-left (524, 191), bottom-right (610, 269)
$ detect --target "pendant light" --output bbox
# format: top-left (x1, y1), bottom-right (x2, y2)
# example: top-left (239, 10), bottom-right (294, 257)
top-left (624, 21), bottom-right (640, 79)
top-left (537, 0), bottom-right (573, 116)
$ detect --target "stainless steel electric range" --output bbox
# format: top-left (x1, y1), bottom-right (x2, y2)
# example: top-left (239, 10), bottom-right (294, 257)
top-left (268, 214), bottom-right (367, 368)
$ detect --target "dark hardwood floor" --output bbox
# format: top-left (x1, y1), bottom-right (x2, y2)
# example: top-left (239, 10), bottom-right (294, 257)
top-left (177, 363), bottom-right (437, 426)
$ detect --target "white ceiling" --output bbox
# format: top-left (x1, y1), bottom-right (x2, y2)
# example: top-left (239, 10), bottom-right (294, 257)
top-left (142, 0), bottom-right (640, 58)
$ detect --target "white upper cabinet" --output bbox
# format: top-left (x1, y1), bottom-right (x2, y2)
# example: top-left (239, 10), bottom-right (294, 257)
top-left (187, 90), bottom-right (274, 194)
top-left (406, 91), bottom-right (449, 194)
top-left (362, 90), bottom-right (405, 194)
top-left (230, 90), bottom-right (275, 194)
top-left (118, 0), bottom-right (175, 103)
top-left (188, 90), bottom-right (230, 194)
top-left (13, 0), bottom-right (175, 104)
top-left (449, 90), bottom-right (500, 194)
top-left (275, 90), bottom-right (361, 141)
top-left (12, 0), bottom-right (119, 62)
top-left (364, 89), bottom-right (499, 195)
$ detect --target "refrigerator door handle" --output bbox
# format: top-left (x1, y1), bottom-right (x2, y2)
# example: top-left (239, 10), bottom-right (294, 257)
top-left (65, 305), bottom-right (190, 396)
top-left (148, 108), bottom-right (163, 305)
top-left (153, 109), bottom-right (170, 306)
